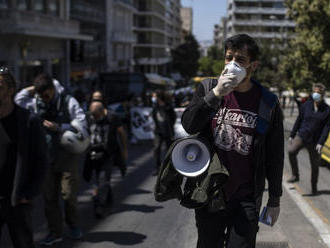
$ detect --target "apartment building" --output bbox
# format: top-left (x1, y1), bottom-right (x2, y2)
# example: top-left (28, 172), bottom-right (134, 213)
top-left (226, 0), bottom-right (295, 42)
top-left (180, 7), bottom-right (192, 41)
top-left (214, 17), bottom-right (227, 48)
top-left (0, 0), bottom-right (91, 87)
top-left (133, 0), bottom-right (181, 75)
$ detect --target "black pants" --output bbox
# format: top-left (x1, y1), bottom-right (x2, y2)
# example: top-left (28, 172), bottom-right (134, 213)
top-left (195, 195), bottom-right (259, 248)
top-left (0, 199), bottom-right (35, 248)
top-left (154, 134), bottom-right (172, 169)
top-left (288, 135), bottom-right (320, 188)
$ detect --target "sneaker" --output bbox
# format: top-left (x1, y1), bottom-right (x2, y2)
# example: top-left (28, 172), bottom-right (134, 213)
top-left (287, 176), bottom-right (299, 183)
top-left (69, 226), bottom-right (83, 240)
top-left (39, 233), bottom-right (63, 246)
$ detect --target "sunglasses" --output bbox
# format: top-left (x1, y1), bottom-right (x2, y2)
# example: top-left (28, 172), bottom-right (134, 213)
top-left (0, 67), bottom-right (9, 75)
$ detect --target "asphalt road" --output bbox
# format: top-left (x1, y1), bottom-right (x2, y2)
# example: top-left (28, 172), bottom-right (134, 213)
top-left (3, 104), bottom-right (330, 248)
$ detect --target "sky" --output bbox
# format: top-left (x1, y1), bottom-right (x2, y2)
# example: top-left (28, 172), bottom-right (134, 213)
top-left (181, 0), bottom-right (227, 42)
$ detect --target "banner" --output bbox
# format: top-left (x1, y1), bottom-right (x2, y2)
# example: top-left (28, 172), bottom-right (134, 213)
top-left (130, 107), bottom-right (189, 141)
top-left (130, 107), bottom-right (155, 140)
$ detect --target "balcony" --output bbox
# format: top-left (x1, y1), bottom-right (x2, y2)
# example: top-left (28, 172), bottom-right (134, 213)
top-left (233, 19), bottom-right (295, 27)
top-left (112, 31), bottom-right (137, 43)
top-left (133, 57), bottom-right (171, 65)
top-left (227, 31), bottom-right (295, 39)
top-left (113, 0), bottom-right (136, 12)
top-left (0, 9), bottom-right (92, 40)
top-left (234, 7), bottom-right (287, 15)
top-left (133, 26), bottom-right (166, 35)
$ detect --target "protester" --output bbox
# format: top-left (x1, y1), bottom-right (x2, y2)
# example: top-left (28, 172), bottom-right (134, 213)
top-left (15, 73), bottom-right (88, 246)
top-left (0, 67), bottom-right (48, 248)
top-left (181, 34), bottom-right (284, 247)
top-left (84, 101), bottom-right (128, 218)
top-left (152, 90), bottom-right (176, 175)
top-left (287, 83), bottom-right (330, 195)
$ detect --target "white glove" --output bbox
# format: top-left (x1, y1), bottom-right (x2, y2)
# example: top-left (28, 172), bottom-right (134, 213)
top-left (212, 73), bottom-right (238, 97)
top-left (316, 144), bottom-right (323, 154)
top-left (288, 137), bottom-right (293, 143)
top-left (265, 206), bottom-right (280, 227)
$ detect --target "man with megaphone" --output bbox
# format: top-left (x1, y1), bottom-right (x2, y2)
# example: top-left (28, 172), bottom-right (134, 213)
top-left (182, 34), bottom-right (284, 248)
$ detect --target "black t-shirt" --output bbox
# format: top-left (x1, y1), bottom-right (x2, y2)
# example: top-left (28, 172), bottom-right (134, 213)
top-left (88, 110), bottom-right (122, 156)
top-left (211, 84), bottom-right (261, 201)
top-left (0, 106), bottom-right (17, 198)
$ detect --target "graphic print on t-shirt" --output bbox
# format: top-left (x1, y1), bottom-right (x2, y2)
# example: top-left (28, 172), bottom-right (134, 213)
top-left (214, 106), bottom-right (258, 155)
top-left (90, 122), bottom-right (110, 149)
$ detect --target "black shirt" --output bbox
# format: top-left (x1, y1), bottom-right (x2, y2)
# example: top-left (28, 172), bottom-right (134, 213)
top-left (0, 106), bottom-right (17, 198)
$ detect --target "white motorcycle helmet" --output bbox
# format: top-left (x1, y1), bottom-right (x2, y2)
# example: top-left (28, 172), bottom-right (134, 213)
top-left (60, 119), bottom-right (90, 154)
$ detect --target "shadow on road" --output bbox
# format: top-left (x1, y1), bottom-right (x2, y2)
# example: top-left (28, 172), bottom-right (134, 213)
top-left (82, 231), bottom-right (147, 245)
top-left (111, 203), bottom-right (163, 214)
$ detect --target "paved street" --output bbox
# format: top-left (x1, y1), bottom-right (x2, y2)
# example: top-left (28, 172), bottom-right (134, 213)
top-left (3, 103), bottom-right (330, 248)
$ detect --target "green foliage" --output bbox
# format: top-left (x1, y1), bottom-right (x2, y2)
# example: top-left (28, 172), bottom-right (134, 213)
top-left (171, 34), bottom-right (200, 80)
top-left (199, 57), bottom-right (214, 76)
top-left (280, 0), bottom-right (330, 90)
top-left (198, 45), bottom-right (224, 76)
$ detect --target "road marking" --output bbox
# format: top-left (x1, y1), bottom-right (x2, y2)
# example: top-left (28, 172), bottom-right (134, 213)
top-left (283, 174), bottom-right (330, 247)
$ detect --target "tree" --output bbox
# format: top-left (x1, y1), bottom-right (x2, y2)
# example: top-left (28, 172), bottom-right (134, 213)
top-left (280, 0), bottom-right (330, 90)
top-left (198, 45), bottom-right (224, 76)
top-left (171, 34), bottom-right (200, 80)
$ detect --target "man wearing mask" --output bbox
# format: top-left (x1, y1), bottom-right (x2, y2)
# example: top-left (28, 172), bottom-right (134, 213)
top-left (15, 74), bottom-right (88, 246)
top-left (84, 101), bottom-right (128, 218)
top-left (0, 67), bottom-right (48, 248)
top-left (287, 83), bottom-right (330, 195)
top-left (182, 34), bottom-right (284, 247)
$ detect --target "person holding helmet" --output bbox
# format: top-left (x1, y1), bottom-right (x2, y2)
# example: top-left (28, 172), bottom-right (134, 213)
top-left (287, 83), bottom-right (330, 195)
top-left (84, 101), bottom-right (128, 218)
top-left (15, 73), bottom-right (89, 246)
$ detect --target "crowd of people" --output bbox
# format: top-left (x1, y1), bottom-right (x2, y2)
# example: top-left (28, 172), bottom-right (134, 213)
top-left (1, 33), bottom-right (330, 248)
top-left (0, 66), bottom-right (180, 247)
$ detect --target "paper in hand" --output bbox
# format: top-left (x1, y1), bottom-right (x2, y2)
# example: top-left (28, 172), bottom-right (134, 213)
top-left (259, 206), bottom-right (272, 226)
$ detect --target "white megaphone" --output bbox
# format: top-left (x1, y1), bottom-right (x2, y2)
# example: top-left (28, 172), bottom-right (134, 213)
top-left (171, 137), bottom-right (211, 177)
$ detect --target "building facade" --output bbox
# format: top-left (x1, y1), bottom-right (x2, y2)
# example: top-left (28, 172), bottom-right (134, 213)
top-left (226, 0), bottom-right (295, 42)
top-left (107, 0), bottom-right (136, 72)
top-left (0, 0), bottom-right (91, 88)
top-left (180, 7), bottom-right (192, 40)
top-left (70, 0), bottom-right (136, 91)
top-left (213, 17), bottom-right (227, 48)
top-left (133, 0), bottom-right (181, 75)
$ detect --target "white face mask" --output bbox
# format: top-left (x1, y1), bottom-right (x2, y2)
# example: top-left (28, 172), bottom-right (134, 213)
top-left (312, 92), bottom-right (322, 102)
top-left (224, 61), bottom-right (247, 84)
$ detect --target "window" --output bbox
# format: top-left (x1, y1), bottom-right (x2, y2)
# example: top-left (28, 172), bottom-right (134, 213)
top-left (17, 0), bottom-right (27, 10)
top-left (35, 0), bottom-right (45, 12)
top-left (0, 0), bottom-right (8, 9)
top-left (48, 0), bottom-right (58, 16)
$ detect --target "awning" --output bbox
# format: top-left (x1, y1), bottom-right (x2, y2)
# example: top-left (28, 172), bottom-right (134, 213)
top-left (145, 73), bottom-right (176, 87)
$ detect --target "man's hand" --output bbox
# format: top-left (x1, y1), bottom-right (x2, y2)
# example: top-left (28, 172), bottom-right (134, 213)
top-left (43, 120), bottom-right (59, 132)
top-left (213, 72), bottom-right (238, 98)
top-left (265, 206), bottom-right (280, 226)
top-left (24, 86), bottom-right (35, 96)
top-left (316, 144), bottom-right (323, 154)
